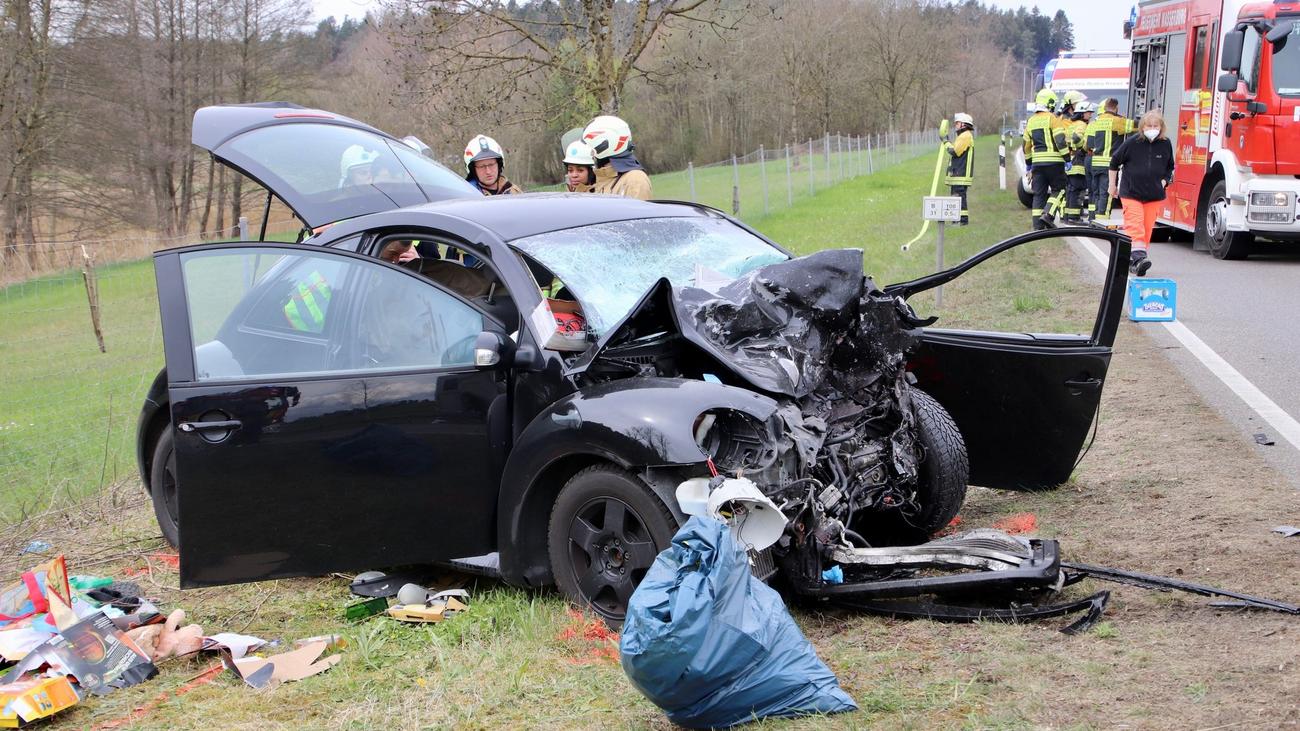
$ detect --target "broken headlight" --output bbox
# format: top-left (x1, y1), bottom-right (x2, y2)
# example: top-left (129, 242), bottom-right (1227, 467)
top-left (693, 410), bottom-right (779, 474)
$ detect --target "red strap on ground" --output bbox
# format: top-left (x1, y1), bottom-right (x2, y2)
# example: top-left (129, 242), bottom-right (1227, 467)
top-left (92, 663), bottom-right (224, 730)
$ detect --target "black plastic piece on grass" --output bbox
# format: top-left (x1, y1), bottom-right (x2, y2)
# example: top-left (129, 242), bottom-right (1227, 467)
top-left (1061, 562), bottom-right (1300, 615)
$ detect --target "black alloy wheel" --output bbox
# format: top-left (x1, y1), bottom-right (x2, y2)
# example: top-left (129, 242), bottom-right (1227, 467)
top-left (149, 428), bottom-right (181, 549)
top-left (548, 465), bottom-right (676, 625)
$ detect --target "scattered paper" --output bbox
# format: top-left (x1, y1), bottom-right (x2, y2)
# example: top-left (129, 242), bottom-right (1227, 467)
top-left (1272, 525), bottom-right (1300, 538)
top-left (38, 611), bottom-right (157, 695)
top-left (201, 632), bottom-right (267, 660)
top-left (221, 640), bottom-right (341, 690)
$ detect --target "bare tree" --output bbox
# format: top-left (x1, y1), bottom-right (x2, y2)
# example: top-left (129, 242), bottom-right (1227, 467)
top-left (1, 0), bottom-right (56, 268)
top-left (394, 0), bottom-right (745, 117)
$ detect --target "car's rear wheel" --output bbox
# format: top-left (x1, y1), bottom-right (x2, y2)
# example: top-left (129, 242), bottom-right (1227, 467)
top-left (908, 387), bottom-right (969, 534)
top-left (547, 464), bottom-right (676, 625)
top-left (149, 428), bottom-right (180, 549)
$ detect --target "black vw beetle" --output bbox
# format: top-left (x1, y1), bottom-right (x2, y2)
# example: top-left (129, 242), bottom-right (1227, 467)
top-left (138, 104), bottom-right (1131, 621)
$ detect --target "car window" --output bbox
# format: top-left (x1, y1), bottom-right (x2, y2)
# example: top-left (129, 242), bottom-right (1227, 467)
top-left (511, 216), bottom-right (787, 334)
top-left (181, 247), bottom-right (484, 381)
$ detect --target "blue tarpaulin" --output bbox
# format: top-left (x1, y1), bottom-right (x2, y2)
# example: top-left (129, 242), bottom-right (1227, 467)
top-left (620, 517), bottom-right (857, 728)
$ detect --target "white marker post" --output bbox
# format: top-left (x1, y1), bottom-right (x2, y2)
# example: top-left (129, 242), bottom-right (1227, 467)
top-left (922, 195), bottom-right (962, 308)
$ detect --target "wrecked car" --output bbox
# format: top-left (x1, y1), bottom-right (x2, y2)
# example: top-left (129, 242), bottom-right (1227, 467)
top-left (137, 104), bottom-right (1132, 621)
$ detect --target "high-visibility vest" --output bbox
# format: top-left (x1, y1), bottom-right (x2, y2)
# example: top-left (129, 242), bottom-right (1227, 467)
top-left (1085, 112), bottom-right (1133, 168)
top-left (1067, 118), bottom-right (1089, 175)
top-left (944, 130), bottom-right (975, 186)
top-left (1023, 111), bottom-right (1066, 164)
top-left (283, 270), bottom-right (332, 332)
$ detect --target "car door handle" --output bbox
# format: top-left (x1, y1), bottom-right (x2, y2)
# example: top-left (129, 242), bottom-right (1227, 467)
top-left (1064, 377), bottom-right (1102, 391)
top-left (178, 419), bottom-right (242, 432)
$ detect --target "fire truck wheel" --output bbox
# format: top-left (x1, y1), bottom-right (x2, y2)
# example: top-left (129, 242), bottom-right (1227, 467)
top-left (1198, 180), bottom-right (1253, 260)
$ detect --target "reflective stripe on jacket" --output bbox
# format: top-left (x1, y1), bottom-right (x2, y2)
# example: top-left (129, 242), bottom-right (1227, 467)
top-left (1085, 112), bottom-right (1132, 168)
top-left (1067, 119), bottom-right (1089, 175)
top-left (1023, 111), bottom-right (1067, 164)
top-left (944, 130), bottom-right (975, 186)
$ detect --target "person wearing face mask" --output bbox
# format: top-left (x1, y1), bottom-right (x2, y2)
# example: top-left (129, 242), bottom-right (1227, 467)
top-left (1108, 110), bottom-right (1174, 276)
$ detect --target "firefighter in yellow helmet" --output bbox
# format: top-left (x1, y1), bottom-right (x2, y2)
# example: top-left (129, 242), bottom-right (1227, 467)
top-left (943, 113), bottom-right (975, 225)
top-left (1023, 88), bottom-right (1068, 230)
top-left (583, 115), bottom-right (652, 200)
top-left (1085, 97), bottom-right (1134, 222)
top-left (1064, 100), bottom-right (1094, 223)
top-left (1045, 90), bottom-right (1088, 223)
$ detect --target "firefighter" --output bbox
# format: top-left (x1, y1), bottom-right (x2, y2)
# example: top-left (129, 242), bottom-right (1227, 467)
top-left (1023, 88), bottom-right (1068, 230)
top-left (283, 269), bottom-right (332, 333)
top-left (563, 139), bottom-right (596, 193)
top-left (463, 134), bottom-right (523, 195)
top-left (1064, 101), bottom-right (1094, 223)
top-left (583, 115), bottom-right (653, 200)
top-left (943, 113), bottom-right (975, 225)
top-left (1085, 97), bottom-right (1134, 222)
top-left (1044, 90), bottom-right (1088, 223)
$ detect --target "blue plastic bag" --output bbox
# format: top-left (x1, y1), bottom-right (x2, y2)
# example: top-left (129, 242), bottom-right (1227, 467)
top-left (620, 517), bottom-right (857, 728)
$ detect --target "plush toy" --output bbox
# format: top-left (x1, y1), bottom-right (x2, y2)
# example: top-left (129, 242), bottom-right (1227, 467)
top-left (126, 609), bottom-right (202, 661)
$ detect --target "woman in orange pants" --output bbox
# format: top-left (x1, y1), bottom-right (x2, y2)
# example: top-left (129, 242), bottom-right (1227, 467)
top-left (1108, 110), bottom-right (1174, 276)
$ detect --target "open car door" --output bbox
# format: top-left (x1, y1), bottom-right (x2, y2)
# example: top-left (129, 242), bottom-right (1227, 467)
top-left (886, 228), bottom-right (1130, 489)
top-left (154, 242), bottom-right (507, 587)
top-left (191, 102), bottom-right (478, 231)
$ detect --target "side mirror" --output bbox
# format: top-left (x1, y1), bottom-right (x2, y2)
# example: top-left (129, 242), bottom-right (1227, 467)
top-left (1218, 72), bottom-right (1240, 93)
top-left (1267, 20), bottom-right (1293, 50)
top-left (474, 330), bottom-right (515, 369)
top-left (1221, 29), bottom-right (1245, 70)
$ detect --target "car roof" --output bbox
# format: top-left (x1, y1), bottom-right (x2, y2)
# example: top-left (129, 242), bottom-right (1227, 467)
top-left (321, 193), bottom-right (723, 243)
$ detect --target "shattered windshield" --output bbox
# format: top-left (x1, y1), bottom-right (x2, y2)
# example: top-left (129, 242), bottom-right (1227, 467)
top-left (511, 217), bottom-right (788, 333)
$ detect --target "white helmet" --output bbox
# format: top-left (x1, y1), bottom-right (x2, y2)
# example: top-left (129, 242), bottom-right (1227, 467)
top-left (338, 144), bottom-right (379, 188)
top-left (463, 134), bottom-right (504, 175)
top-left (563, 140), bottom-right (594, 166)
top-left (582, 115), bottom-right (632, 160)
top-left (953, 112), bottom-right (974, 127)
top-left (1061, 90), bottom-right (1088, 109)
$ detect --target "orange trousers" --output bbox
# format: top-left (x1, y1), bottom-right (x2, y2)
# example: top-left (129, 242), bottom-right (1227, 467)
top-left (1120, 198), bottom-right (1161, 252)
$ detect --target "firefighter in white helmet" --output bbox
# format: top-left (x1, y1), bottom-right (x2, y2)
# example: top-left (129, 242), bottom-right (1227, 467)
top-left (563, 139), bottom-right (596, 193)
top-left (463, 134), bottom-right (523, 195)
top-left (944, 113), bottom-right (975, 225)
top-left (582, 115), bottom-right (652, 200)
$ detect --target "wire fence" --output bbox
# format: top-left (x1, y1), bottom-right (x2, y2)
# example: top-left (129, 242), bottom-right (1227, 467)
top-left (0, 131), bottom-right (935, 519)
top-left (654, 130), bottom-right (940, 220)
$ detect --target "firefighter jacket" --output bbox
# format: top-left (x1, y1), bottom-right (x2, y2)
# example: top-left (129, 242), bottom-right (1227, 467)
top-left (473, 177), bottom-right (523, 195)
top-left (944, 129), bottom-right (975, 186)
top-left (1067, 118), bottom-right (1089, 175)
top-left (1023, 111), bottom-right (1067, 165)
top-left (593, 165), bottom-right (653, 200)
top-left (1085, 112), bottom-right (1133, 168)
top-left (283, 270), bottom-right (332, 332)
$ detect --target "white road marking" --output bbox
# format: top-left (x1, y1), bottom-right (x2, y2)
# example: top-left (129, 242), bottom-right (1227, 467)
top-left (1073, 236), bottom-right (1300, 453)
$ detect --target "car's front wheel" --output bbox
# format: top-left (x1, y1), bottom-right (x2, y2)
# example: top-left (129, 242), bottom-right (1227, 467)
top-left (908, 387), bottom-right (969, 534)
top-left (149, 428), bottom-right (181, 549)
top-left (547, 465), bottom-right (677, 625)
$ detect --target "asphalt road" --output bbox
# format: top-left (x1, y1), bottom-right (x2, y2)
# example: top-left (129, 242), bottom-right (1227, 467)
top-left (1121, 233), bottom-right (1300, 486)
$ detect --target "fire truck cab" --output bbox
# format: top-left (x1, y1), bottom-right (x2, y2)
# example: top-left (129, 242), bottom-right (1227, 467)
top-left (1128, 0), bottom-right (1300, 259)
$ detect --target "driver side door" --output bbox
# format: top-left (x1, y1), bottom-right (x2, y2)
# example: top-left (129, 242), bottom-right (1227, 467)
top-left (155, 243), bottom-right (507, 587)
top-left (886, 228), bottom-right (1130, 489)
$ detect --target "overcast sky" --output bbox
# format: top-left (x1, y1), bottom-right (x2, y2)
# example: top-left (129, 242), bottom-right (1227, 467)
top-left (309, 0), bottom-right (1138, 54)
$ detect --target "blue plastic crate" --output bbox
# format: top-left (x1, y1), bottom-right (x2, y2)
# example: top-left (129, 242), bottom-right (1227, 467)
top-left (1128, 277), bottom-right (1177, 321)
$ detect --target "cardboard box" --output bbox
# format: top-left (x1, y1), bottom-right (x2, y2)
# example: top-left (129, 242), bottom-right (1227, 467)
top-left (0, 677), bottom-right (78, 728)
top-left (1128, 278), bottom-right (1177, 322)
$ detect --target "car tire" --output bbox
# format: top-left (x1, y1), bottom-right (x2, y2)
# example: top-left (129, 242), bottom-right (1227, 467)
top-left (1016, 177), bottom-right (1034, 208)
top-left (1196, 179), bottom-right (1253, 260)
top-left (908, 387), bottom-right (969, 535)
top-left (547, 464), bottom-right (677, 626)
top-left (149, 428), bottom-right (181, 549)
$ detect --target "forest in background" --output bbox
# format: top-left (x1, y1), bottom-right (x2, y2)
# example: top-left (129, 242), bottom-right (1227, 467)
top-left (0, 0), bottom-right (1075, 270)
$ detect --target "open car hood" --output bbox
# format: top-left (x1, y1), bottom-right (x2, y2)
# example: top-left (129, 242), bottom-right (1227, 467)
top-left (571, 249), bottom-right (921, 398)
top-left (192, 102), bottom-right (479, 230)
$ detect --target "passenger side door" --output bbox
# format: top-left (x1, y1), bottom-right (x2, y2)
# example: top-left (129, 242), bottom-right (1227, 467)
top-left (885, 228), bottom-right (1129, 490)
top-left (154, 243), bottom-right (507, 587)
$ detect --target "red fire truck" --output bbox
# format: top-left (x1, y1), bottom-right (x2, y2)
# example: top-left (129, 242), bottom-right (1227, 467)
top-left (1128, 0), bottom-right (1300, 259)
